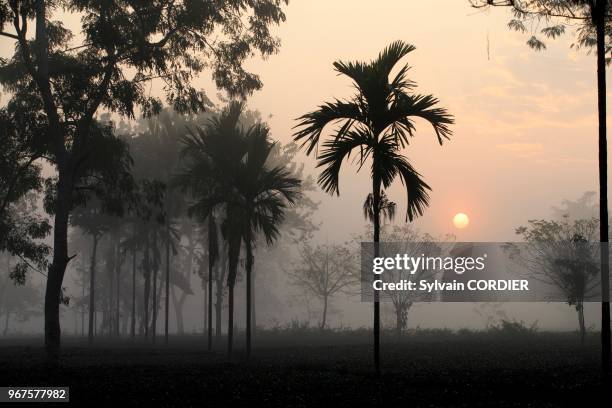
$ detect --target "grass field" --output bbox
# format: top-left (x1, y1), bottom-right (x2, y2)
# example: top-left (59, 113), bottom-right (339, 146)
top-left (0, 330), bottom-right (607, 407)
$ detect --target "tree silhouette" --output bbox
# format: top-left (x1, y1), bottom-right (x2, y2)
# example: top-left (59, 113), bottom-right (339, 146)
top-left (293, 40), bottom-right (453, 372)
top-left (71, 202), bottom-right (112, 345)
top-left (179, 102), bottom-right (300, 358)
top-left (0, 0), bottom-right (288, 356)
top-left (288, 243), bottom-right (357, 330)
top-left (178, 102), bottom-right (247, 357)
top-left (471, 0), bottom-right (611, 377)
top-left (0, 110), bottom-right (50, 282)
top-left (235, 124), bottom-right (300, 358)
top-left (509, 217), bottom-right (600, 343)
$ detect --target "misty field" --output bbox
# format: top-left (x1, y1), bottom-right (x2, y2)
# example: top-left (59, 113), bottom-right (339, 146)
top-left (0, 330), bottom-right (605, 407)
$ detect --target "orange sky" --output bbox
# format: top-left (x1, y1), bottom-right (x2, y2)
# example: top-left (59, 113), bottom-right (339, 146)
top-left (233, 0), bottom-right (611, 243)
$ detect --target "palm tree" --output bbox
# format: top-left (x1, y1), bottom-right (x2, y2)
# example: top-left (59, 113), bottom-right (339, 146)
top-left (177, 102), bottom-right (247, 358)
top-left (293, 40), bottom-right (453, 373)
top-left (179, 104), bottom-right (300, 359)
top-left (237, 124), bottom-right (301, 358)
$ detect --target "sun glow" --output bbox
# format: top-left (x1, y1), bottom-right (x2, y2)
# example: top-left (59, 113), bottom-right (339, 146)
top-left (453, 213), bottom-right (469, 229)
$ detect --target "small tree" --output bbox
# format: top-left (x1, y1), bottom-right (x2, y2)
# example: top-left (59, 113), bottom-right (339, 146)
top-left (289, 243), bottom-right (358, 330)
top-left (508, 217), bottom-right (600, 343)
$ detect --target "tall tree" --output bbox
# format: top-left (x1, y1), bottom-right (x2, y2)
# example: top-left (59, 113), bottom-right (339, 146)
top-left (178, 102), bottom-right (247, 358)
top-left (293, 40), bottom-right (453, 372)
top-left (470, 0), bottom-right (611, 376)
top-left (0, 0), bottom-right (288, 356)
top-left (236, 124), bottom-right (300, 358)
top-left (71, 203), bottom-right (111, 345)
top-left (179, 103), bottom-right (300, 358)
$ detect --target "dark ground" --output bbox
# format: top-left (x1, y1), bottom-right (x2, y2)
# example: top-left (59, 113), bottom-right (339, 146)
top-left (0, 330), bottom-right (608, 407)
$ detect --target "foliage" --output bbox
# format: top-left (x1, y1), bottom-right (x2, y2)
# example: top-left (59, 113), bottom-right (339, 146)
top-left (470, 0), bottom-right (612, 63)
top-left (0, 108), bottom-right (50, 283)
top-left (293, 40), bottom-right (453, 222)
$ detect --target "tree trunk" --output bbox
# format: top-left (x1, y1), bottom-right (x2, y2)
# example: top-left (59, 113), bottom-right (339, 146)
top-left (245, 231), bottom-right (253, 359)
top-left (131, 248), bottom-right (136, 339)
top-left (227, 235), bottom-right (240, 359)
top-left (321, 295), bottom-right (328, 331)
top-left (165, 221), bottom-right (170, 346)
top-left (88, 234), bottom-right (99, 345)
top-left (595, 0), bottom-right (610, 377)
top-left (203, 285), bottom-right (207, 335)
top-left (208, 253), bottom-right (214, 351)
top-left (228, 283), bottom-right (234, 359)
top-left (107, 242), bottom-right (114, 337)
top-left (396, 307), bottom-right (402, 338)
top-left (215, 257), bottom-right (225, 339)
top-left (577, 303), bottom-right (586, 345)
top-left (45, 164), bottom-right (73, 357)
top-left (81, 273), bottom-right (85, 337)
top-left (144, 235), bottom-right (150, 339)
top-left (115, 241), bottom-right (121, 337)
top-left (372, 173), bottom-right (381, 374)
top-left (208, 216), bottom-right (216, 350)
top-left (152, 264), bottom-right (158, 343)
top-left (252, 266), bottom-right (256, 333)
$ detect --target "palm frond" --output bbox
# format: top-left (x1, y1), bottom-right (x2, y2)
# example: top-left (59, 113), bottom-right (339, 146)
top-left (394, 158), bottom-right (431, 221)
top-left (293, 99), bottom-right (366, 155)
top-left (317, 129), bottom-right (372, 195)
top-left (386, 93), bottom-right (454, 145)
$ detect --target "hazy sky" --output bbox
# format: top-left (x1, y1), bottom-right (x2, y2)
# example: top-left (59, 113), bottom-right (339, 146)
top-left (228, 0), bottom-right (611, 243)
top-left (2, 1), bottom-right (611, 332)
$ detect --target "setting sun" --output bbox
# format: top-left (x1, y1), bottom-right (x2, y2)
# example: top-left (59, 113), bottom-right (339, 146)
top-left (453, 213), bottom-right (469, 229)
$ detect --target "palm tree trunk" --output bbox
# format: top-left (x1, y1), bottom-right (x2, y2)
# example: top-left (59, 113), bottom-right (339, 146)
top-left (372, 174), bottom-right (381, 374)
top-left (208, 244), bottom-right (214, 351)
top-left (115, 241), bottom-right (120, 337)
top-left (245, 231), bottom-right (253, 359)
top-left (595, 0), bottom-right (610, 377)
top-left (203, 284), bottom-right (207, 335)
top-left (152, 264), bottom-right (158, 343)
top-left (215, 263), bottom-right (224, 339)
top-left (81, 274), bottom-right (85, 337)
top-left (144, 235), bottom-right (150, 339)
top-left (252, 266), bottom-right (256, 333)
top-left (228, 283), bottom-right (234, 358)
top-left (227, 235), bottom-right (241, 359)
top-left (165, 220), bottom-right (170, 346)
top-left (131, 248), bottom-right (136, 339)
top-left (88, 233), bottom-right (99, 345)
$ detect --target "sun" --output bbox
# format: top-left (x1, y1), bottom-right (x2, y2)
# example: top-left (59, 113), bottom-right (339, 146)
top-left (453, 213), bottom-right (469, 229)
